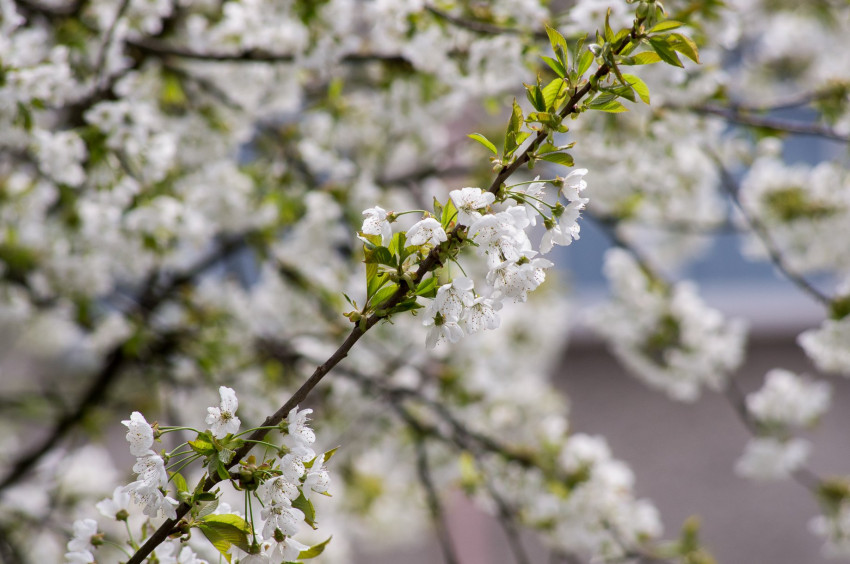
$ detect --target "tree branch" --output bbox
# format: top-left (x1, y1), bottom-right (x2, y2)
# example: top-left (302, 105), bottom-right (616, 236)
top-left (425, 5), bottom-right (547, 39)
top-left (0, 234), bottom-right (251, 493)
top-left (691, 104), bottom-right (849, 143)
top-left (126, 38), bottom-right (413, 66)
top-left (711, 155), bottom-right (833, 307)
top-left (413, 435), bottom-right (461, 564)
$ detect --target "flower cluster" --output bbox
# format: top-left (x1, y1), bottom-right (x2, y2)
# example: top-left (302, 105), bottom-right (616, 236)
top-left (122, 412), bottom-right (178, 519)
top-left (61, 389), bottom-right (330, 563)
top-left (588, 248), bottom-right (748, 401)
top-left (736, 369), bottom-right (831, 481)
top-left (361, 175), bottom-right (589, 349)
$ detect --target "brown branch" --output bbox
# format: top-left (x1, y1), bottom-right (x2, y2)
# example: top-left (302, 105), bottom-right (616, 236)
top-left (413, 436), bottom-right (461, 564)
top-left (126, 38), bottom-right (413, 66)
top-left (0, 234), bottom-right (251, 493)
top-left (425, 5), bottom-right (547, 39)
top-left (711, 154), bottom-right (833, 307)
top-left (126, 319), bottom-right (376, 563)
top-left (691, 104), bottom-right (849, 143)
top-left (126, 18), bottom-right (648, 561)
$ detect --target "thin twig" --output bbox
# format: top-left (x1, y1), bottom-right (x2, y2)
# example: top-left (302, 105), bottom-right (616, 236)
top-left (0, 234), bottom-right (251, 493)
top-left (127, 38), bottom-right (413, 66)
top-left (482, 479), bottom-right (532, 564)
top-left (413, 436), bottom-right (461, 564)
top-left (723, 378), bottom-right (821, 493)
top-left (93, 0), bottom-right (132, 89)
top-left (425, 5), bottom-right (547, 39)
top-left (692, 104), bottom-right (849, 143)
top-left (711, 154), bottom-right (833, 307)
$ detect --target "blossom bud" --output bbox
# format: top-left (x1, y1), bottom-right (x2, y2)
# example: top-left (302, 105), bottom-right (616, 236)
top-left (552, 202), bottom-right (566, 218)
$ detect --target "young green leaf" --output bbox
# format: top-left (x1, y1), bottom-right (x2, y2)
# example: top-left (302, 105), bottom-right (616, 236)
top-left (621, 73), bottom-right (650, 104)
top-left (577, 50), bottom-right (594, 76)
top-left (524, 82), bottom-right (546, 112)
top-left (544, 24), bottom-right (569, 68)
top-left (299, 536), bottom-right (333, 559)
top-left (542, 78), bottom-right (569, 110)
top-left (197, 514), bottom-right (253, 562)
top-left (587, 94), bottom-right (629, 113)
top-left (668, 33), bottom-right (700, 64)
top-left (371, 283), bottom-right (399, 311)
top-left (467, 133), bottom-right (497, 155)
top-left (649, 20), bottom-right (685, 33)
top-left (541, 55), bottom-right (566, 78)
top-left (170, 472), bottom-right (188, 494)
top-left (632, 51), bottom-right (662, 65)
top-left (293, 492), bottom-right (317, 529)
top-left (649, 37), bottom-right (683, 67)
top-left (503, 99), bottom-right (524, 158)
top-left (540, 152), bottom-right (575, 167)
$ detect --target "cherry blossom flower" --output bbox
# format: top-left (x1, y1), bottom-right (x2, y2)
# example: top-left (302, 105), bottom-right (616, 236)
top-left (449, 187), bottom-right (496, 225)
top-left (206, 386), bottom-right (241, 438)
top-left (122, 411), bottom-right (154, 456)
top-left (361, 206), bottom-right (393, 245)
top-left (406, 217), bottom-right (447, 246)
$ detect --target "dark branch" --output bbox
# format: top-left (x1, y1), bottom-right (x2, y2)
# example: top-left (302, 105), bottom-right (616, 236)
top-left (692, 104), bottom-right (849, 143)
top-left (0, 234), bottom-right (251, 493)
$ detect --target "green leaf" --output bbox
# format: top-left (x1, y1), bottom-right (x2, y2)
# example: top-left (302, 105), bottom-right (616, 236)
top-left (432, 197), bottom-right (444, 219)
top-left (649, 20), bottom-right (685, 33)
top-left (441, 198), bottom-right (458, 228)
top-left (197, 514), bottom-right (253, 561)
top-left (621, 73), bottom-right (650, 104)
top-left (389, 298), bottom-right (423, 314)
top-left (577, 50), bottom-right (594, 76)
top-left (524, 82), bottom-right (546, 112)
top-left (604, 8), bottom-right (614, 42)
top-left (649, 37), bottom-right (683, 67)
top-left (415, 275), bottom-right (438, 298)
top-left (541, 55), bottom-right (566, 78)
top-left (293, 492), bottom-right (317, 529)
top-left (189, 437), bottom-right (216, 456)
top-left (365, 260), bottom-right (380, 299)
top-left (542, 79), bottom-right (569, 111)
top-left (587, 94), bottom-right (629, 113)
top-left (373, 246), bottom-right (395, 267)
top-left (545, 24), bottom-right (568, 64)
top-left (467, 133), bottom-right (497, 155)
top-left (371, 283), bottom-right (399, 310)
top-left (544, 24), bottom-right (569, 72)
top-left (323, 447), bottom-right (340, 463)
top-left (540, 153), bottom-right (575, 167)
top-left (503, 98), bottom-right (524, 158)
top-left (196, 497), bottom-right (220, 519)
top-left (388, 231), bottom-right (407, 259)
top-left (603, 82), bottom-right (636, 103)
top-left (208, 457), bottom-right (230, 481)
top-left (632, 51), bottom-right (662, 65)
top-left (218, 447), bottom-right (235, 465)
top-left (170, 472), bottom-right (188, 494)
top-left (299, 536), bottom-right (333, 559)
top-left (668, 33), bottom-right (700, 64)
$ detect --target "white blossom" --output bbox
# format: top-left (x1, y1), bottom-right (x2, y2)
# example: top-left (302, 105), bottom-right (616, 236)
top-left (96, 486), bottom-right (131, 520)
top-left (798, 317), bottom-right (850, 376)
top-left (746, 369), bottom-right (831, 428)
top-left (206, 386), bottom-right (241, 438)
top-left (406, 217), bottom-right (447, 246)
top-left (449, 187), bottom-right (496, 226)
top-left (361, 206), bottom-right (393, 245)
top-left (735, 437), bottom-right (810, 481)
top-left (122, 411), bottom-right (154, 457)
top-left (65, 519), bottom-right (98, 563)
